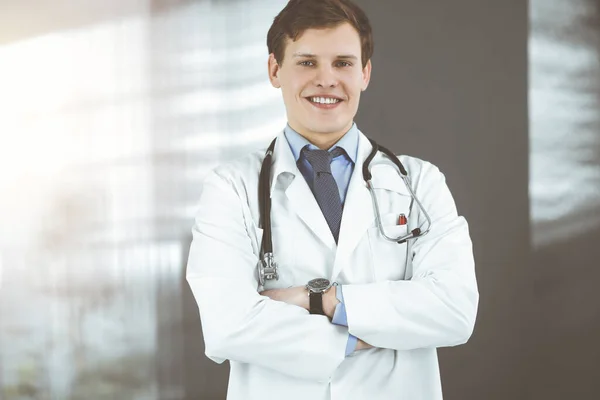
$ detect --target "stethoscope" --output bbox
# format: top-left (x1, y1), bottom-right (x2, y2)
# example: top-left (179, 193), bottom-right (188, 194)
top-left (257, 137), bottom-right (433, 286)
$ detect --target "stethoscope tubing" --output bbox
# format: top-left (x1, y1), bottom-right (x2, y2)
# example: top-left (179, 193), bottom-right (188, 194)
top-left (257, 136), bottom-right (432, 284)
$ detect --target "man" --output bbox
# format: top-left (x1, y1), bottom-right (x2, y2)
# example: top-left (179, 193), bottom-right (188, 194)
top-left (186, 0), bottom-right (478, 399)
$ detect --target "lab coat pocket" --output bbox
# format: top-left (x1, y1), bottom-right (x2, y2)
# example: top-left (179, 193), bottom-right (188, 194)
top-left (367, 218), bottom-right (409, 281)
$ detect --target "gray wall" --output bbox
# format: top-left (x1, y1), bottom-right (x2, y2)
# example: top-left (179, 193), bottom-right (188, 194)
top-left (353, 1), bottom-right (600, 399)
top-left (353, 1), bottom-right (531, 399)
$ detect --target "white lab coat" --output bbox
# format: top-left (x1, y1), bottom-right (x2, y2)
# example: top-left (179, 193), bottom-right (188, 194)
top-left (186, 129), bottom-right (478, 400)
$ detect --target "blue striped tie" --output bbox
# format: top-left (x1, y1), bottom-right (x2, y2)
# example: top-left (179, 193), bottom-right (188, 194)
top-left (302, 147), bottom-right (345, 243)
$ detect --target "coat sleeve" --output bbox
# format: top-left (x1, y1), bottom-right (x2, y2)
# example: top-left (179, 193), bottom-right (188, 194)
top-left (186, 169), bottom-right (348, 381)
top-left (341, 161), bottom-right (479, 350)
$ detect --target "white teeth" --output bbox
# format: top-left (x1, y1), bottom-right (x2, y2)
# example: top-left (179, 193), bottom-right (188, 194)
top-left (310, 97), bottom-right (340, 104)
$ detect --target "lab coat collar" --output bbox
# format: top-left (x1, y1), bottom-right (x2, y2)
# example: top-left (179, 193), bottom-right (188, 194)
top-left (267, 128), bottom-right (412, 260)
top-left (269, 129), bottom-right (299, 197)
top-left (269, 129), bottom-right (336, 249)
top-left (268, 128), bottom-right (379, 255)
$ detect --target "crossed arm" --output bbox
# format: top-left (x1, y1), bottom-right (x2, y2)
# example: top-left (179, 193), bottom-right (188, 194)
top-left (259, 285), bottom-right (373, 351)
top-left (187, 165), bottom-right (478, 381)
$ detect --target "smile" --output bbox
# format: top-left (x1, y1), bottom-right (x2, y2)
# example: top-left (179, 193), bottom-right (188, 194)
top-left (306, 96), bottom-right (343, 110)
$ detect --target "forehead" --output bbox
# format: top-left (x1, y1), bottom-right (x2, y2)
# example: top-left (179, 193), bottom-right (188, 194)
top-left (285, 22), bottom-right (361, 57)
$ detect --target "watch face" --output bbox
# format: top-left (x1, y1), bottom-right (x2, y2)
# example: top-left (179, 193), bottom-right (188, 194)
top-left (308, 278), bottom-right (330, 291)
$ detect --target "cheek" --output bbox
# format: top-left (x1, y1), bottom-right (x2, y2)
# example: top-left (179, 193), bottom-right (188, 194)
top-left (281, 85), bottom-right (297, 101)
top-left (281, 86), bottom-right (305, 110)
top-left (280, 78), bottom-right (300, 97)
top-left (345, 85), bottom-right (361, 103)
top-left (342, 76), bottom-right (364, 97)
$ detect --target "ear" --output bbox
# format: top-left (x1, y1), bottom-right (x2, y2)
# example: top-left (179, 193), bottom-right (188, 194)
top-left (361, 59), bottom-right (372, 91)
top-left (268, 53), bottom-right (281, 89)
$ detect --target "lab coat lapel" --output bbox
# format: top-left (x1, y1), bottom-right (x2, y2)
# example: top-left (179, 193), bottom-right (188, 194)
top-left (332, 132), bottom-right (376, 279)
top-left (270, 131), bottom-right (336, 250)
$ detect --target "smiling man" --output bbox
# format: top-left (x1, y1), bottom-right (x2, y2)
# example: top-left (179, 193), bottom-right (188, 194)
top-left (186, 1), bottom-right (479, 399)
top-left (268, 21), bottom-right (370, 150)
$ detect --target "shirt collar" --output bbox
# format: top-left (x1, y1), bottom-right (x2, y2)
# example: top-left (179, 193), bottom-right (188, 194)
top-left (283, 123), bottom-right (359, 164)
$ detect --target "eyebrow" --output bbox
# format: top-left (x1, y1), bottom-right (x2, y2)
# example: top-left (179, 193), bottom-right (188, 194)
top-left (292, 52), bottom-right (358, 61)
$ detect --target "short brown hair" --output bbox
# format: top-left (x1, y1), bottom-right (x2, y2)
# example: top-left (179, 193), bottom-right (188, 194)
top-left (267, 0), bottom-right (374, 69)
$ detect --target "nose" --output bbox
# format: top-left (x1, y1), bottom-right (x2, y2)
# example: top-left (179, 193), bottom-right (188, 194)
top-left (313, 64), bottom-right (338, 88)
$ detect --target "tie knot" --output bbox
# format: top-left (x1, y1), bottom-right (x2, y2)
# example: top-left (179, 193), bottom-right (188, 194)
top-left (302, 147), bottom-right (345, 174)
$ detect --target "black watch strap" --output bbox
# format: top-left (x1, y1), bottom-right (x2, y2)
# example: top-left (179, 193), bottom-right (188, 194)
top-left (309, 292), bottom-right (325, 315)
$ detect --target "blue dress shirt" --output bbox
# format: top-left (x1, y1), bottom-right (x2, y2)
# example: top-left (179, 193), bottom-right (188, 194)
top-left (284, 124), bottom-right (358, 356)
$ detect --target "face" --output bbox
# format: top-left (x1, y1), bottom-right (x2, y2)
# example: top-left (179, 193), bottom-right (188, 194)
top-left (268, 22), bottom-right (372, 148)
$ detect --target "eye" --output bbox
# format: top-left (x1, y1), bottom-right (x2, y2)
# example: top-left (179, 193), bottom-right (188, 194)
top-left (336, 61), bottom-right (352, 67)
top-left (299, 60), bottom-right (315, 67)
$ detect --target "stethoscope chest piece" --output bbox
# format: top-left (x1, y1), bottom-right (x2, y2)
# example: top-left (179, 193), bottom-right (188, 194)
top-left (257, 252), bottom-right (279, 286)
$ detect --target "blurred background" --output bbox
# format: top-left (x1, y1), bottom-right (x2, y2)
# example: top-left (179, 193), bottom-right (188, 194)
top-left (0, 0), bottom-right (598, 399)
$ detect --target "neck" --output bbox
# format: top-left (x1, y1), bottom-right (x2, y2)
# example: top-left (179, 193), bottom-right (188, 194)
top-left (290, 122), bottom-right (353, 150)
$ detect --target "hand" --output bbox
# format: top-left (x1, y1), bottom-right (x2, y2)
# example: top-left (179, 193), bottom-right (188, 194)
top-left (355, 339), bottom-right (374, 351)
top-left (259, 286), bottom-right (309, 310)
top-left (322, 285), bottom-right (340, 319)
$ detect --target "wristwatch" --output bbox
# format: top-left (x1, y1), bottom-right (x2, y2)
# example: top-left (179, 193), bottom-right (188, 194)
top-left (306, 278), bottom-right (336, 315)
